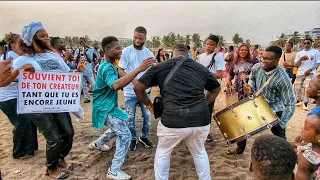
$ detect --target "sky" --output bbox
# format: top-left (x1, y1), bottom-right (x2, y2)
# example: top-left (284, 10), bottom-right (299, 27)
top-left (0, 1), bottom-right (319, 46)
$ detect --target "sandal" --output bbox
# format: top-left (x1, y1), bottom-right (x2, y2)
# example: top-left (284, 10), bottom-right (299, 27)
top-left (58, 160), bottom-right (74, 171)
top-left (206, 135), bottom-right (213, 142)
top-left (45, 169), bottom-right (69, 179)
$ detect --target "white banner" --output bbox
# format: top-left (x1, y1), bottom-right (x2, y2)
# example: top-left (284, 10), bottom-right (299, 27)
top-left (17, 71), bottom-right (82, 114)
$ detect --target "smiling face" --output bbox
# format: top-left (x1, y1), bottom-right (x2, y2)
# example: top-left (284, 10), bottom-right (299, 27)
top-left (105, 41), bottom-right (122, 60)
top-left (238, 46), bottom-right (249, 58)
top-left (34, 29), bottom-right (50, 48)
top-left (133, 31), bottom-right (146, 49)
top-left (260, 51), bottom-right (279, 70)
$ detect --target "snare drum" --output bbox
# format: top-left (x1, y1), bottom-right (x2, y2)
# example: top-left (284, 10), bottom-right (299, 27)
top-left (214, 95), bottom-right (280, 144)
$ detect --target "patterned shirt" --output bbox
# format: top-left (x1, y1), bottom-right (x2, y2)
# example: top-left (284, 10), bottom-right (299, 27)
top-left (92, 60), bottom-right (128, 130)
top-left (248, 63), bottom-right (296, 129)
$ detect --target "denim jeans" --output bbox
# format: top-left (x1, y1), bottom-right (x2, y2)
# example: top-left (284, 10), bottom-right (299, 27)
top-left (82, 75), bottom-right (95, 100)
top-left (31, 112), bottom-right (74, 170)
top-left (125, 95), bottom-right (151, 140)
top-left (155, 121), bottom-right (211, 180)
top-left (95, 115), bottom-right (131, 172)
top-left (295, 74), bottom-right (315, 103)
top-left (0, 98), bottom-right (38, 159)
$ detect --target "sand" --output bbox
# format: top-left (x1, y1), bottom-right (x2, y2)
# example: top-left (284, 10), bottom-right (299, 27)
top-left (0, 89), bottom-right (310, 180)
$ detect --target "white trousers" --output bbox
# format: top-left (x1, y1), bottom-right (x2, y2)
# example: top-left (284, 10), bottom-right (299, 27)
top-left (154, 121), bottom-right (211, 180)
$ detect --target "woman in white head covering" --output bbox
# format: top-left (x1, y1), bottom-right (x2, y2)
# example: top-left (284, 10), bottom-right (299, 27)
top-left (13, 22), bottom-right (73, 179)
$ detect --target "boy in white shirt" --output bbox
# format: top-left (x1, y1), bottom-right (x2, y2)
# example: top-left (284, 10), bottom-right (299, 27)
top-left (294, 38), bottom-right (320, 110)
top-left (197, 35), bottom-right (225, 142)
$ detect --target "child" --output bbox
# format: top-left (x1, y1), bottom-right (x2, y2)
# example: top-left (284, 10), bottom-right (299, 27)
top-left (306, 75), bottom-right (320, 107)
top-left (88, 36), bottom-right (155, 180)
top-left (250, 134), bottom-right (297, 180)
top-left (295, 107), bottom-right (320, 180)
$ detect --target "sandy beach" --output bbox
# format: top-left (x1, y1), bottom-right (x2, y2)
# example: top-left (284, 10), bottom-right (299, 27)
top-left (0, 89), bottom-right (309, 180)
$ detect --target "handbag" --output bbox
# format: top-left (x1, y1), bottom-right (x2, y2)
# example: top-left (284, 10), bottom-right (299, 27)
top-left (153, 57), bottom-right (188, 119)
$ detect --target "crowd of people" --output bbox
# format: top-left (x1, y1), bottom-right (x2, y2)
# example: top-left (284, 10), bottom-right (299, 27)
top-left (1, 21), bottom-right (320, 180)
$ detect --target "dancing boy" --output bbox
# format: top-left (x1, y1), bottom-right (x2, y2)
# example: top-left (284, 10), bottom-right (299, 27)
top-left (89, 36), bottom-right (155, 179)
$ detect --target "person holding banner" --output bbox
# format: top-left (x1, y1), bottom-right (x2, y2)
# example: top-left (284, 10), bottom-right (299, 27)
top-left (89, 36), bottom-right (156, 180)
top-left (13, 22), bottom-right (75, 179)
top-left (0, 32), bottom-right (39, 159)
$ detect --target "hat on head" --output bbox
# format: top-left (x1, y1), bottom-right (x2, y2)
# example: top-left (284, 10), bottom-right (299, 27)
top-left (21, 22), bottom-right (44, 46)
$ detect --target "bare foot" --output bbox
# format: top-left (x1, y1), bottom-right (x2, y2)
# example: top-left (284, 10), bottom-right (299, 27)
top-left (59, 159), bottom-right (73, 171)
top-left (18, 154), bottom-right (34, 160)
top-left (46, 168), bottom-right (68, 179)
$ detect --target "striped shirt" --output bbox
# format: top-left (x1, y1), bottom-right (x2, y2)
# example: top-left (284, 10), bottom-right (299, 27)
top-left (248, 63), bottom-right (296, 129)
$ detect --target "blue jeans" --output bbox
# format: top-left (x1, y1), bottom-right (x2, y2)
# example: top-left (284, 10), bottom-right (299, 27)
top-left (82, 75), bottom-right (95, 100)
top-left (125, 95), bottom-right (151, 140)
top-left (95, 115), bottom-right (131, 172)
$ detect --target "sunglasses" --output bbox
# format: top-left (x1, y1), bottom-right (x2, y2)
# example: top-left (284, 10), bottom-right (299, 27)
top-left (304, 42), bottom-right (311, 45)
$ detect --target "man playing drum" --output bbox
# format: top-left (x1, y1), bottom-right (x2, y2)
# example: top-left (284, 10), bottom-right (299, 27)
top-left (227, 46), bottom-right (296, 155)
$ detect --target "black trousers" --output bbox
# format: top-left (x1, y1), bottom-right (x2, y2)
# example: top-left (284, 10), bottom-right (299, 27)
top-left (235, 111), bottom-right (285, 153)
top-left (31, 112), bottom-right (74, 170)
top-left (292, 74), bottom-right (297, 84)
top-left (0, 99), bottom-right (38, 159)
top-left (208, 101), bottom-right (215, 124)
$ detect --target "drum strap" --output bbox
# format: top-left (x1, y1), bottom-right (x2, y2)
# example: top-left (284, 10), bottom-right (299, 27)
top-left (255, 70), bottom-right (276, 96)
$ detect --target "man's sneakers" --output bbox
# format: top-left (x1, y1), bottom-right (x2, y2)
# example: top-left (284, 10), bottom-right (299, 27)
top-left (130, 138), bottom-right (155, 151)
top-left (88, 141), bottom-right (110, 152)
top-left (303, 102), bottom-right (309, 111)
top-left (129, 140), bottom-right (136, 151)
top-left (106, 168), bottom-right (131, 180)
top-left (138, 137), bottom-right (155, 148)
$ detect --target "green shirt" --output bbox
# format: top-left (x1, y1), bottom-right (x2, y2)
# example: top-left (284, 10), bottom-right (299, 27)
top-left (92, 60), bottom-right (128, 130)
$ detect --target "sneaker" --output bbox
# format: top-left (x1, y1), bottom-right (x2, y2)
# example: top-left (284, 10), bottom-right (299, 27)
top-left (88, 141), bottom-right (110, 152)
top-left (139, 137), bottom-right (155, 148)
top-left (296, 101), bottom-right (302, 106)
top-left (106, 168), bottom-right (131, 180)
top-left (84, 99), bottom-right (91, 103)
top-left (129, 140), bottom-right (136, 151)
top-left (303, 102), bottom-right (309, 111)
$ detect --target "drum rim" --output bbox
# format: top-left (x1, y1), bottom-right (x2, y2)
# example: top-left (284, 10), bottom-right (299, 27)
top-left (214, 94), bottom-right (264, 117)
top-left (224, 118), bottom-right (280, 144)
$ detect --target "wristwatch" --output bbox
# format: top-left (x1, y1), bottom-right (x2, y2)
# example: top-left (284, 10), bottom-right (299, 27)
top-left (145, 103), bottom-right (153, 109)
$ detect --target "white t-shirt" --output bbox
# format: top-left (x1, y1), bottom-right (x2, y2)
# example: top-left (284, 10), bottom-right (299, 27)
top-left (197, 52), bottom-right (226, 73)
top-left (118, 45), bottom-right (154, 97)
top-left (0, 51), bottom-right (20, 102)
top-left (295, 49), bottom-right (320, 76)
top-left (13, 52), bottom-right (70, 73)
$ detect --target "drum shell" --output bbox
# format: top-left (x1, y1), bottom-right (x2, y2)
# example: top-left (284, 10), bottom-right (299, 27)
top-left (214, 95), bottom-right (280, 144)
